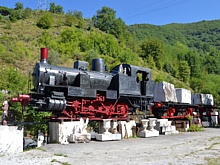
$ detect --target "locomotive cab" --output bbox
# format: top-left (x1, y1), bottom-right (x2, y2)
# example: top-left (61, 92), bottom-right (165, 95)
top-left (110, 64), bottom-right (154, 98)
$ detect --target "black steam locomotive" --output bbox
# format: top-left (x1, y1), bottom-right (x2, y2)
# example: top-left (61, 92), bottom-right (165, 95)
top-left (12, 48), bottom-right (154, 121)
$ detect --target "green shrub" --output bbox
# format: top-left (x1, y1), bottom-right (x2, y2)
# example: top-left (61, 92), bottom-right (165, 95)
top-left (187, 124), bottom-right (204, 132)
top-left (9, 10), bottom-right (25, 22)
top-left (37, 13), bottom-right (53, 29)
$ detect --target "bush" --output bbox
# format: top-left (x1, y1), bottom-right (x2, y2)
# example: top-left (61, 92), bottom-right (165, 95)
top-left (37, 13), bottom-right (53, 29)
top-left (187, 124), bottom-right (204, 132)
top-left (9, 10), bottom-right (25, 22)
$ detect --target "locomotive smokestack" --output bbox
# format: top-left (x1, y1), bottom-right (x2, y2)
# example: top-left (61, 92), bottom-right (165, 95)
top-left (40, 48), bottom-right (48, 63)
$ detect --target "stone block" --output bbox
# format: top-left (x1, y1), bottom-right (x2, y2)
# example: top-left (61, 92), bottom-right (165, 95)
top-left (139, 130), bottom-right (159, 138)
top-left (202, 121), bottom-right (210, 127)
top-left (68, 133), bottom-right (91, 143)
top-left (154, 81), bottom-right (177, 102)
top-left (191, 93), bottom-right (214, 106)
top-left (96, 133), bottom-right (121, 141)
top-left (175, 88), bottom-right (191, 104)
top-left (0, 126), bottom-right (23, 153)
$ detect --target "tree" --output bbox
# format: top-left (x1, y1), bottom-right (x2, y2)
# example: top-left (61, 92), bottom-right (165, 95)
top-left (37, 13), bottom-right (53, 29)
top-left (58, 28), bottom-right (82, 56)
top-left (203, 50), bottom-right (220, 74)
top-left (0, 66), bottom-right (28, 94)
top-left (55, 5), bottom-right (63, 14)
top-left (93, 7), bottom-right (127, 39)
top-left (49, 2), bottom-right (56, 13)
top-left (77, 18), bottom-right (84, 28)
top-left (49, 2), bottom-right (63, 14)
top-left (9, 9), bottom-right (25, 22)
top-left (73, 10), bottom-right (83, 19)
top-left (111, 18), bottom-right (127, 39)
top-left (65, 11), bottom-right (77, 27)
top-left (48, 49), bottom-right (61, 65)
top-left (0, 6), bottom-right (11, 16)
top-left (190, 77), bottom-right (204, 93)
top-left (38, 31), bottom-right (52, 47)
top-left (141, 38), bottom-right (166, 70)
top-left (178, 61), bottom-right (191, 83)
top-left (23, 7), bottom-right (32, 19)
top-left (15, 2), bottom-right (24, 10)
top-left (185, 50), bottom-right (201, 78)
top-left (9, 2), bottom-right (26, 21)
top-left (94, 7), bottom-right (116, 33)
top-left (173, 42), bottom-right (188, 61)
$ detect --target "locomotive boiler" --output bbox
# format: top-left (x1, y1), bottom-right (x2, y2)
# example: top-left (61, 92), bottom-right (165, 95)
top-left (12, 48), bottom-right (154, 121)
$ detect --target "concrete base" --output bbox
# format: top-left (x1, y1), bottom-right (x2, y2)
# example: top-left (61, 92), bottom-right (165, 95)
top-left (139, 130), bottom-right (159, 138)
top-left (202, 121), bottom-right (210, 127)
top-left (96, 133), bottom-right (121, 141)
top-left (90, 132), bottom-right (98, 139)
top-left (161, 125), bottom-right (179, 135)
top-left (156, 119), bottom-right (179, 135)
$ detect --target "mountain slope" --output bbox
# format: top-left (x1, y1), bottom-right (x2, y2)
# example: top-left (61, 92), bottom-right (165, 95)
top-left (128, 19), bottom-right (220, 51)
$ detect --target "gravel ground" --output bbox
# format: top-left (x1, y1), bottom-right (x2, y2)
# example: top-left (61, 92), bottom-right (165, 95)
top-left (1, 128), bottom-right (220, 165)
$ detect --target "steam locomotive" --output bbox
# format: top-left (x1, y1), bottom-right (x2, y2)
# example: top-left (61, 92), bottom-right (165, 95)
top-left (12, 48), bottom-right (155, 121)
top-left (12, 48), bottom-right (217, 123)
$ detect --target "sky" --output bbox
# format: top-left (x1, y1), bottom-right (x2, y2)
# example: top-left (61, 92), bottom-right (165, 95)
top-left (1, 0), bottom-right (220, 26)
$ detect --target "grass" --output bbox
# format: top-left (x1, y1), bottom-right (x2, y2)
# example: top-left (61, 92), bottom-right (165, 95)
top-left (61, 162), bottom-right (71, 165)
top-left (208, 136), bottom-right (220, 141)
top-left (205, 156), bottom-right (220, 165)
top-left (187, 124), bottom-right (204, 132)
top-left (184, 151), bottom-right (195, 157)
top-left (35, 147), bottom-right (46, 152)
top-left (54, 153), bottom-right (68, 157)
top-left (205, 142), bottom-right (220, 150)
top-left (51, 158), bottom-right (70, 165)
top-left (24, 147), bottom-right (46, 152)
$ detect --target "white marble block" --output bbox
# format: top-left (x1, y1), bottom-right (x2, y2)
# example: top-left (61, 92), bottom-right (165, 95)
top-left (175, 88), bottom-right (191, 104)
top-left (96, 134), bottom-right (121, 141)
top-left (139, 130), bottom-right (159, 137)
top-left (0, 126), bottom-right (23, 153)
top-left (211, 111), bottom-right (218, 125)
top-left (154, 81), bottom-right (177, 102)
top-left (191, 93), bottom-right (214, 106)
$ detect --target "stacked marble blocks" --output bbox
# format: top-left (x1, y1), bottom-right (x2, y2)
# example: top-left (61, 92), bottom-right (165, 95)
top-left (96, 119), bottom-right (122, 141)
top-left (139, 118), bottom-right (159, 138)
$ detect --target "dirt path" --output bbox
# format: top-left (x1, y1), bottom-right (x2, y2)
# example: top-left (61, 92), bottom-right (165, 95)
top-left (1, 128), bottom-right (220, 165)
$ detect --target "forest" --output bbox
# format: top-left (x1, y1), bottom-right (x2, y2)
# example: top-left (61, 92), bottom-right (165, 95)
top-left (0, 2), bottom-right (220, 132)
